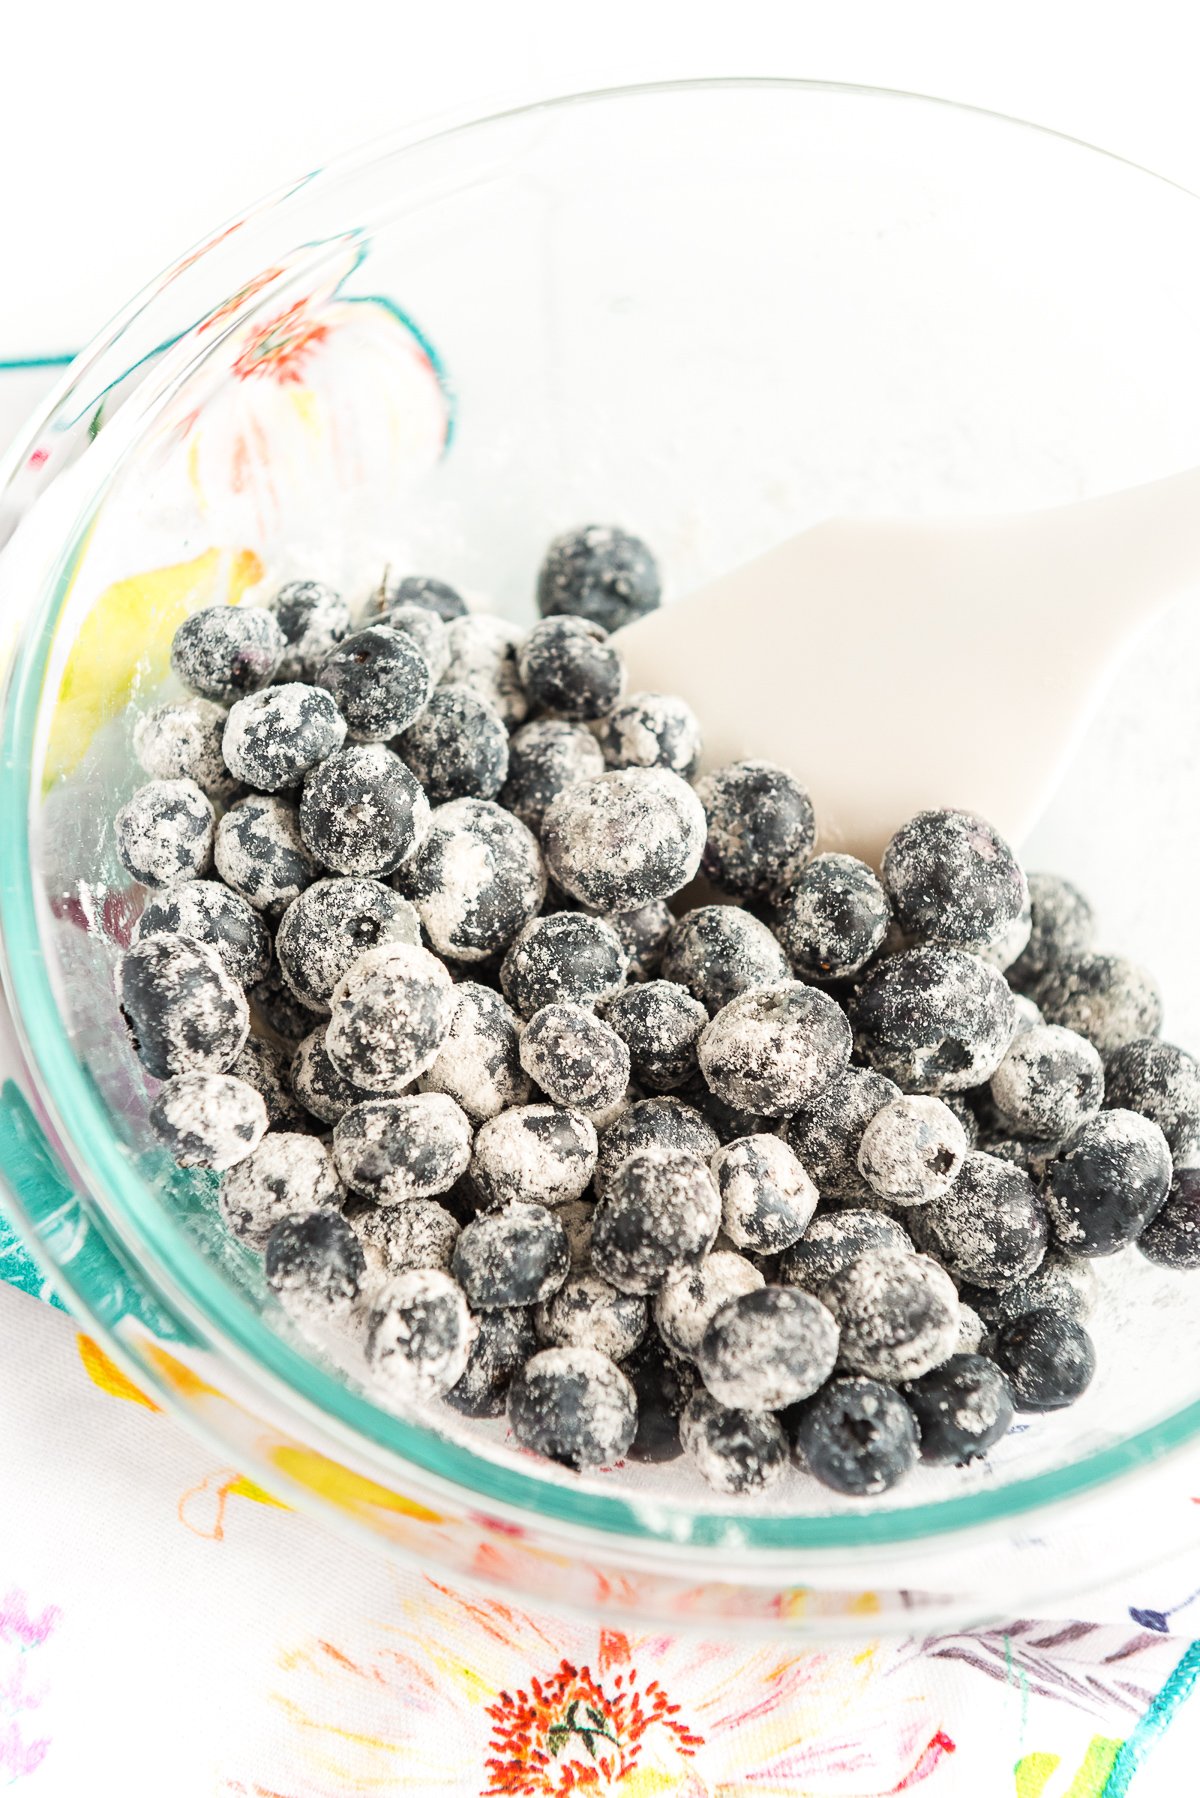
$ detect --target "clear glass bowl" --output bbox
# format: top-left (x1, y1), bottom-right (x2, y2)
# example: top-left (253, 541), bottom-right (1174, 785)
top-left (3, 80), bottom-right (1200, 1636)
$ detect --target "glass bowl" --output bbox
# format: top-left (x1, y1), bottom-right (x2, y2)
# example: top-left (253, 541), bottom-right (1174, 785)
top-left (3, 79), bottom-right (1200, 1637)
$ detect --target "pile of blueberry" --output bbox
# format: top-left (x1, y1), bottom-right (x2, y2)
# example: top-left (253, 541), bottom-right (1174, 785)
top-left (114, 522), bottom-right (1200, 1501)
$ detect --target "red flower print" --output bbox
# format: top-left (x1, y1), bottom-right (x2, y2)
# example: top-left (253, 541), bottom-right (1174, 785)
top-left (232, 301), bottom-right (331, 386)
top-left (483, 1656), bottom-right (702, 1795)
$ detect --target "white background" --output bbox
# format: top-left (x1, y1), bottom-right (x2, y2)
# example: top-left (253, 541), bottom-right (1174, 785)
top-left (1, 0), bottom-right (1197, 359)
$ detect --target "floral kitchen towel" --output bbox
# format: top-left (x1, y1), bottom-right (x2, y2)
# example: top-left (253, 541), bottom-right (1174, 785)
top-left (0, 1269), bottom-right (1198, 1798)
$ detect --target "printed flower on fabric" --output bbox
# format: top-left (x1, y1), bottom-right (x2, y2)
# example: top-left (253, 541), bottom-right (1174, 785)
top-left (222, 1581), bottom-right (952, 1796)
top-left (0, 1588), bottom-right (61, 1783)
top-left (130, 238), bottom-right (451, 574)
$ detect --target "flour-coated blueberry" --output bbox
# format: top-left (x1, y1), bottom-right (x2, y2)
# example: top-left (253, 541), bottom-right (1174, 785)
top-left (536, 523), bottom-right (661, 633)
top-left (116, 779), bottom-right (215, 889)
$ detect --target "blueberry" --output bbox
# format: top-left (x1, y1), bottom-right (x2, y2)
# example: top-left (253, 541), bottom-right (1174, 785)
top-left (275, 876), bottom-right (422, 1013)
top-left (908, 1150), bottom-right (1048, 1287)
top-left (498, 718), bottom-right (605, 831)
top-left (325, 943), bottom-right (455, 1090)
top-left (117, 934), bottom-right (249, 1078)
top-left (349, 1198), bottom-right (460, 1282)
top-left (607, 900), bottom-right (675, 984)
top-left (820, 1249), bottom-right (960, 1383)
top-left (291, 1027), bottom-right (373, 1125)
top-left (508, 1346), bottom-right (638, 1469)
top-left (697, 1284), bottom-right (838, 1411)
top-left (470, 1104), bottom-right (597, 1209)
top-left (222, 683), bottom-right (346, 791)
top-left (993, 1308), bottom-right (1096, 1411)
top-left (779, 1209), bottom-right (913, 1292)
top-left (591, 1149), bottom-right (720, 1295)
top-left (316, 624), bottom-right (432, 741)
top-left (366, 1268), bottom-right (477, 1404)
top-left (989, 1025), bottom-right (1105, 1140)
top-left (420, 982), bottom-right (531, 1122)
top-left (1044, 1108), bottom-right (1173, 1256)
top-left (170, 604), bottom-right (283, 703)
top-left (399, 798), bottom-right (545, 963)
top-left (215, 793), bottom-right (321, 912)
top-left (1138, 1169), bottom-right (1200, 1270)
top-left (135, 878), bottom-right (270, 985)
top-left (776, 854), bottom-right (892, 981)
top-left (674, 1085), bottom-right (784, 1160)
top-left (790, 1374), bottom-right (919, 1494)
top-left (500, 912), bottom-right (627, 1017)
top-left (535, 1270), bottom-right (649, 1362)
top-left (230, 1034), bottom-right (310, 1131)
top-left (382, 574), bottom-right (468, 623)
top-left (543, 768), bottom-right (706, 913)
top-left (606, 981), bottom-right (709, 1092)
top-left (268, 579), bottom-right (352, 683)
top-left (857, 1095), bottom-right (968, 1206)
top-left (452, 1200), bottom-right (570, 1308)
top-left (903, 1353), bottom-right (1014, 1463)
top-left (519, 1003), bottom-right (630, 1117)
top-left (536, 523), bottom-right (661, 632)
top-left (1034, 953), bottom-right (1163, 1055)
top-left (711, 1135), bottom-right (817, 1253)
top-left (397, 685), bottom-right (508, 803)
top-left (1008, 871), bottom-right (1096, 990)
top-left (218, 1132), bottom-right (342, 1249)
top-left (443, 1307), bottom-right (538, 1418)
top-left (698, 981), bottom-right (852, 1117)
top-left (594, 1097), bottom-right (719, 1197)
top-left (516, 615), bottom-right (626, 721)
top-left (382, 603), bottom-right (451, 685)
top-left (149, 1071), bottom-right (268, 1170)
top-left (852, 945), bottom-right (1016, 1094)
top-left (786, 1068), bottom-right (902, 1199)
top-left (133, 696), bottom-right (238, 804)
top-left (115, 779), bottom-right (215, 889)
top-left (265, 1207), bottom-right (365, 1334)
top-left (679, 1390), bottom-right (789, 1495)
top-left (299, 744), bottom-right (430, 878)
top-left (981, 1251), bottom-right (1099, 1326)
top-left (440, 615), bottom-right (529, 729)
top-left (655, 1250), bottom-right (764, 1359)
top-left (622, 1333), bottom-right (695, 1462)
top-left (661, 905), bottom-right (791, 1017)
top-left (333, 1094), bottom-right (473, 1205)
top-left (693, 760), bottom-right (816, 900)
top-left (1104, 1038), bottom-right (1200, 1161)
top-left (598, 691), bottom-right (702, 779)
top-left (881, 809), bottom-right (1028, 957)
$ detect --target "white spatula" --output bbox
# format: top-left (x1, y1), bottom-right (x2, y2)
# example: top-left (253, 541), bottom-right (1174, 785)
top-left (615, 469), bottom-right (1200, 867)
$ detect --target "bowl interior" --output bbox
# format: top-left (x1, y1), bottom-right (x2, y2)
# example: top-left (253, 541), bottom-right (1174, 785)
top-left (6, 80), bottom-right (1200, 1552)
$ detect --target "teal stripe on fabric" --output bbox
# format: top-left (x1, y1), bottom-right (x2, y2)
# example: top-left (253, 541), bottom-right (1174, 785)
top-left (1103, 1638), bottom-right (1200, 1794)
top-left (0, 353), bottom-right (78, 372)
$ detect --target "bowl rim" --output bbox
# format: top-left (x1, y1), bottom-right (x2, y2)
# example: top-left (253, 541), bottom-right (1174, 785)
top-left (4, 73), bottom-right (1200, 1560)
